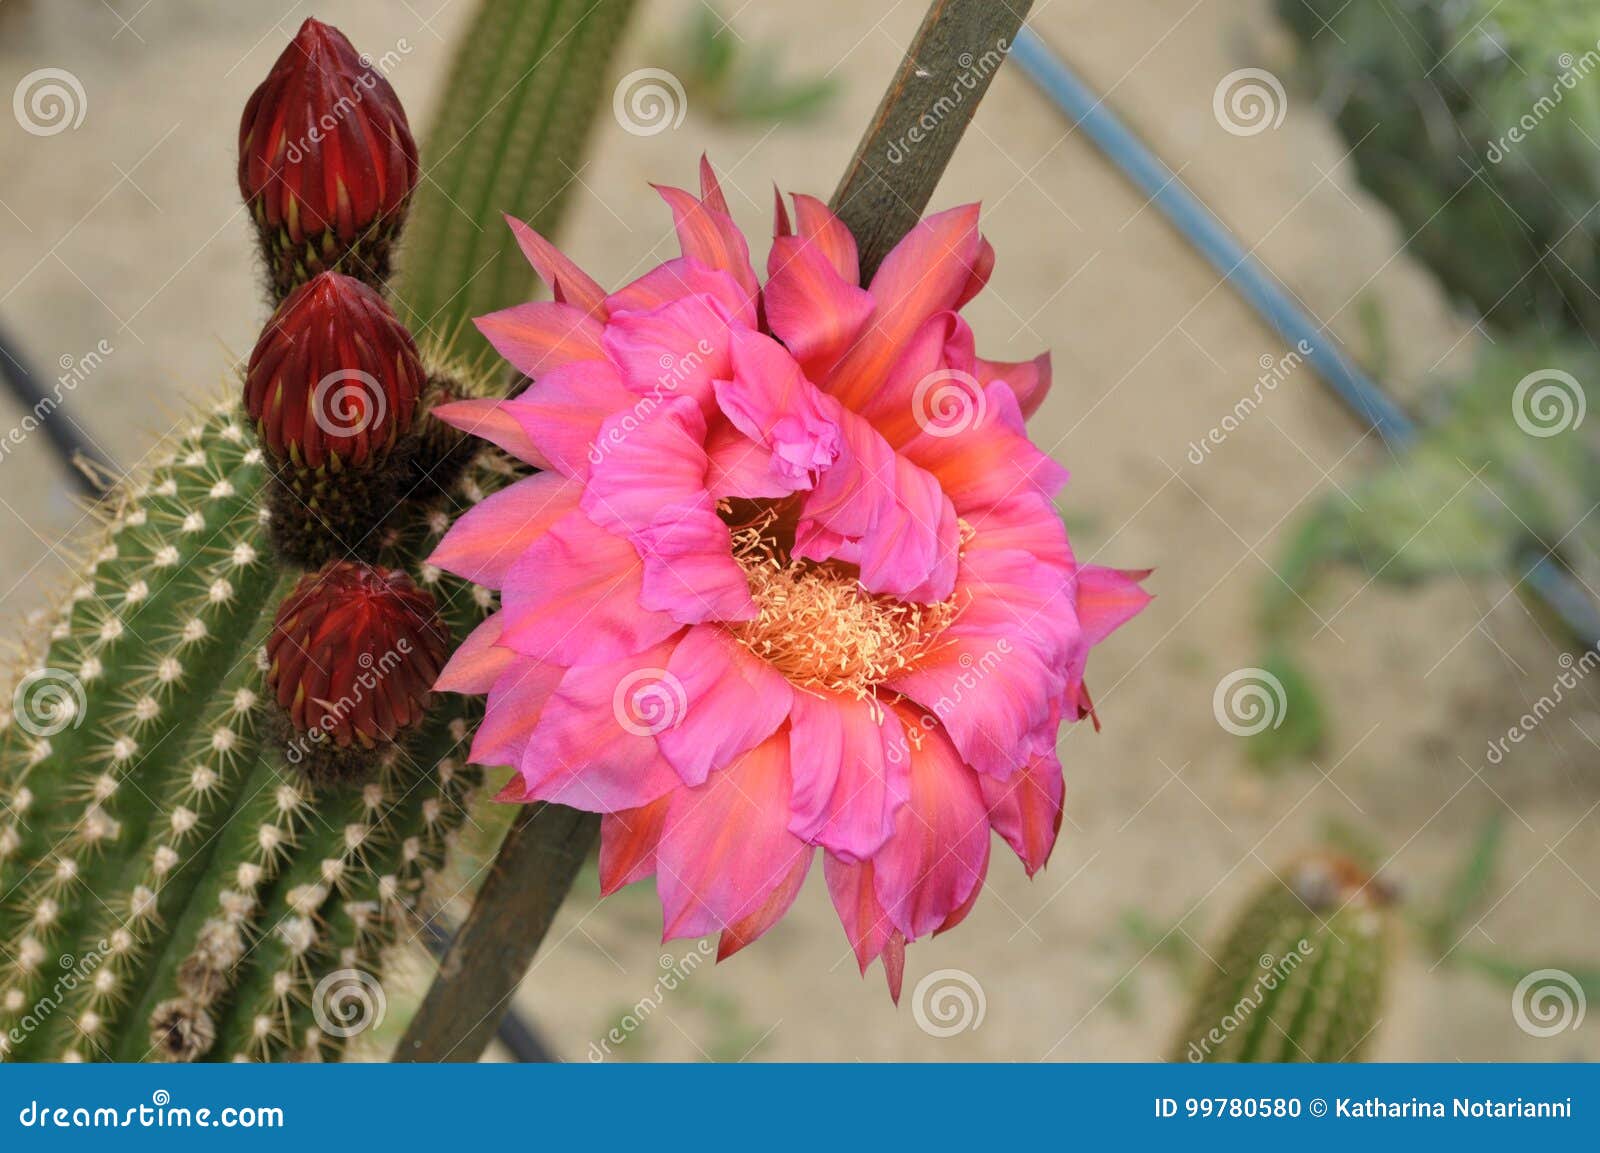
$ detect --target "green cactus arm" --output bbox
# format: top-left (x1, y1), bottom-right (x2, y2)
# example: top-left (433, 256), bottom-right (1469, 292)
top-left (1171, 859), bottom-right (1392, 1063)
top-left (395, 0), bottom-right (638, 359)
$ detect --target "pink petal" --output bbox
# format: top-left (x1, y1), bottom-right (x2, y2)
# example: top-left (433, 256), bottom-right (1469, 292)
top-left (429, 471), bottom-right (580, 589)
top-left (794, 403), bottom-right (961, 602)
top-left (469, 657), bottom-right (563, 768)
top-left (605, 257), bottom-right (756, 328)
top-left (705, 414), bottom-right (807, 500)
top-left (851, 311), bottom-right (975, 449)
top-left (981, 744), bottom-right (1064, 876)
top-left (656, 733), bottom-right (812, 941)
top-left (713, 328), bottom-right (842, 485)
top-left (787, 691), bottom-right (910, 861)
top-left (977, 351), bottom-right (1051, 420)
top-left (600, 291), bottom-right (738, 410)
top-left (824, 853), bottom-right (895, 972)
top-left (582, 396), bottom-right (755, 624)
top-left (1075, 565), bottom-right (1153, 646)
top-left (635, 508), bottom-right (758, 623)
top-left (823, 203), bottom-right (985, 409)
top-left (764, 233), bottom-right (875, 382)
top-left (504, 214), bottom-right (607, 318)
top-left (581, 396), bottom-right (713, 537)
top-left (718, 851), bottom-right (810, 961)
top-left (901, 381), bottom-right (1070, 512)
top-left (514, 643), bottom-right (687, 812)
top-left (870, 717), bottom-right (991, 940)
top-left (498, 510), bottom-right (682, 666)
top-left (955, 234), bottom-right (995, 309)
top-left (698, 153), bottom-right (731, 215)
top-left (791, 193), bottom-right (860, 284)
top-left (656, 627), bottom-right (793, 786)
top-left (474, 301), bottom-right (606, 381)
top-left (431, 398), bottom-right (549, 469)
top-left (887, 629), bottom-right (1064, 781)
top-left (507, 360), bottom-right (636, 480)
top-left (435, 612), bottom-right (513, 694)
top-left (600, 794), bottom-right (672, 895)
top-left (655, 183), bottom-right (760, 312)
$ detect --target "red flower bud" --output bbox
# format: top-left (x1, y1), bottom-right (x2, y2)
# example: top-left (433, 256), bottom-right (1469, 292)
top-left (244, 271), bottom-right (424, 471)
top-left (267, 561), bottom-right (448, 753)
top-left (238, 18), bottom-right (419, 298)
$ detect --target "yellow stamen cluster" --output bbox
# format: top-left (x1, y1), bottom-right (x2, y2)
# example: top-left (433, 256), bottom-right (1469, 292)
top-left (726, 519), bottom-right (961, 700)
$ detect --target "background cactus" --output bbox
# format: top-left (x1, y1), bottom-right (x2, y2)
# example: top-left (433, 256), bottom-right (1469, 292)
top-left (1171, 855), bottom-right (1393, 1062)
top-left (0, 0), bottom-right (635, 1062)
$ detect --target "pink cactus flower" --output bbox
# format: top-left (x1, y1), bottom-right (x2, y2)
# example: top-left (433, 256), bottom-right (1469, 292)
top-left (430, 158), bottom-right (1150, 996)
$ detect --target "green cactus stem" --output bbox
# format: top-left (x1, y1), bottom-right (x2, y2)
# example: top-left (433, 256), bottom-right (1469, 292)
top-left (1171, 855), bottom-right (1394, 1063)
top-left (0, 402), bottom-right (510, 1062)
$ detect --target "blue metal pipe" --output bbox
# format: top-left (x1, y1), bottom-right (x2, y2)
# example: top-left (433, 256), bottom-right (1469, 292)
top-left (1008, 25), bottom-right (1600, 646)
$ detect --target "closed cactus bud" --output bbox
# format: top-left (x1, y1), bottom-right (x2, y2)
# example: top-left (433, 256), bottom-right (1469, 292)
top-left (238, 18), bottom-right (418, 299)
top-left (266, 561), bottom-right (448, 778)
top-left (245, 272), bottom-right (422, 471)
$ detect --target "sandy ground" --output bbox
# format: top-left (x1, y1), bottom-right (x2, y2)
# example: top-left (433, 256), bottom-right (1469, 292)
top-left (2, 0), bottom-right (1597, 1061)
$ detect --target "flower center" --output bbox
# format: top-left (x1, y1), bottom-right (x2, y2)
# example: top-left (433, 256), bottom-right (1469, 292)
top-left (725, 511), bottom-right (960, 699)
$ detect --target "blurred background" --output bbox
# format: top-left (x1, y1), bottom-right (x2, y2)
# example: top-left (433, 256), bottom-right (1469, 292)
top-left (2, 0), bottom-right (1598, 1060)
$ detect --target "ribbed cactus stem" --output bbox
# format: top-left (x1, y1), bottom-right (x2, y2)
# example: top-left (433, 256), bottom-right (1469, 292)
top-left (0, 402), bottom-right (506, 1062)
top-left (1172, 855), bottom-right (1393, 1063)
